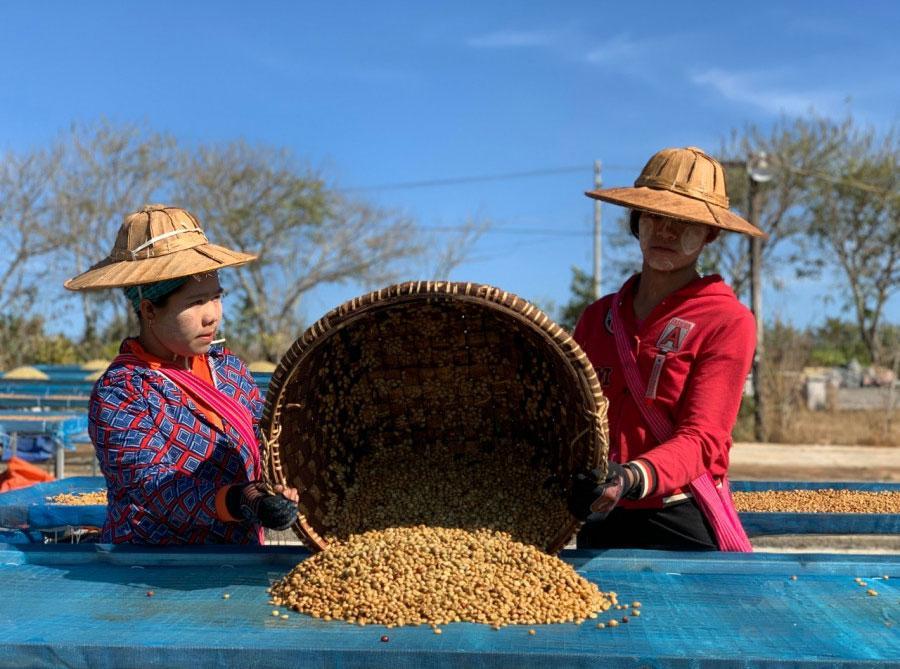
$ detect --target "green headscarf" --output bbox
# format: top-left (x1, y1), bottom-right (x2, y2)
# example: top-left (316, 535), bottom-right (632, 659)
top-left (123, 278), bottom-right (189, 313)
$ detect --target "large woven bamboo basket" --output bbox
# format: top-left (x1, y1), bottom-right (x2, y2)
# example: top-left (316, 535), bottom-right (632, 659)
top-left (261, 281), bottom-right (609, 553)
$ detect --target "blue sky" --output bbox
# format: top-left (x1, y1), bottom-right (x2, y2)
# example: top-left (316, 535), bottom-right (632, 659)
top-left (1, 1), bottom-right (897, 331)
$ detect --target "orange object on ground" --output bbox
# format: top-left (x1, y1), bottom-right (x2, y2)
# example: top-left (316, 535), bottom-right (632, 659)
top-left (0, 456), bottom-right (55, 493)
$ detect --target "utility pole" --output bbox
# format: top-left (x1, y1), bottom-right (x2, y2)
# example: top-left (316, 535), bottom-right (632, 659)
top-left (592, 160), bottom-right (602, 299)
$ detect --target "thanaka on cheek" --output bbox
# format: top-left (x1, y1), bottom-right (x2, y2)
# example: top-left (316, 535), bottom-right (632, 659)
top-left (679, 225), bottom-right (706, 255)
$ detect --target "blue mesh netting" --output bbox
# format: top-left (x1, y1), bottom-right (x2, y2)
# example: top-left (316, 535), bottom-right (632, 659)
top-left (0, 374), bottom-right (270, 401)
top-left (0, 477), bottom-right (106, 529)
top-left (732, 481), bottom-right (900, 492)
top-left (0, 544), bottom-right (896, 668)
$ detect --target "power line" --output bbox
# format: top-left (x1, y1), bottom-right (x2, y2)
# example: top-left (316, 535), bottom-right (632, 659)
top-left (782, 164), bottom-right (900, 201)
top-left (724, 158), bottom-right (899, 201)
top-left (338, 166), bottom-right (586, 192)
top-left (421, 225), bottom-right (590, 237)
top-left (339, 159), bottom-right (898, 200)
top-left (337, 164), bottom-right (641, 193)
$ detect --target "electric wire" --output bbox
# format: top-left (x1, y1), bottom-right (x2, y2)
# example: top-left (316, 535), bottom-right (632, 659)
top-left (337, 164), bottom-right (641, 193)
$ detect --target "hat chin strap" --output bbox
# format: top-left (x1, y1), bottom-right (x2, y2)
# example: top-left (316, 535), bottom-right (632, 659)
top-left (130, 228), bottom-right (205, 259)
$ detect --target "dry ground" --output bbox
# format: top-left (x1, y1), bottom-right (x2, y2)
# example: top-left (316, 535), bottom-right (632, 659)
top-left (730, 442), bottom-right (900, 482)
top-left (735, 407), bottom-right (899, 448)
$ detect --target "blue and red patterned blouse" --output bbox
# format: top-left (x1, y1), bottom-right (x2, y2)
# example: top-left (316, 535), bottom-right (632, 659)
top-left (89, 339), bottom-right (264, 544)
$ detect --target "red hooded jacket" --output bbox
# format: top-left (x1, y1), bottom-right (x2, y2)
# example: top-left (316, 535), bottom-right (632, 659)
top-left (574, 274), bottom-right (756, 508)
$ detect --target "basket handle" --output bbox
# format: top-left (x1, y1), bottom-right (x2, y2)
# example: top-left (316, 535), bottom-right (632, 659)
top-left (259, 425), bottom-right (282, 495)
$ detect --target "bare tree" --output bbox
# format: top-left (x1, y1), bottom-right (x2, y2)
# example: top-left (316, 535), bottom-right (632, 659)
top-left (803, 126), bottom-right (899, 365)
top-left (172, 141), bottom-right (425, 360)
top-left (429, 216), bottom-right (491, 280)
top-left (0, 147), bottom-right (61, 314)
top-left (712, 115), bottom-right (849, 298)
top-left (49, 119), bottom-right (178, 345)
top-left (6, 120), bottom-right (485, 361)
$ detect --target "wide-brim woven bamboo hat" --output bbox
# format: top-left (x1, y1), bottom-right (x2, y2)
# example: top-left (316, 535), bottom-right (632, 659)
top-left (586, 147), bottom-right (767, 238)
top-left (64, 204), bottom-right (257, 291)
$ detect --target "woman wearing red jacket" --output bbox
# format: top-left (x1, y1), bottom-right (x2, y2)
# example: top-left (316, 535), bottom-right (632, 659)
top-left (567, 147), bottom-right (767, 551)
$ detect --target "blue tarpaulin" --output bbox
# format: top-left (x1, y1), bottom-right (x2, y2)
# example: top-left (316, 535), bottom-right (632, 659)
top-left (0, 432), bottom-right (58, 462)
top-left (0, 410), bottom-right (89, 465)
top-left (0, 380), bottom-right (96, 398)
top-left (0, 369), bottom-right (271, 401)
top-left (0, 528), bottom-right (43, 544)
top-left (0, 543), bottom-right (896, 668)
top-left (0, 411), bottom-right (88, 437)
top-left (0, 477), bottom-right (106, 529)
top-left (0, 391), bottom-right (91, 410)
top-left (0, 411), bottom-right (88, 459)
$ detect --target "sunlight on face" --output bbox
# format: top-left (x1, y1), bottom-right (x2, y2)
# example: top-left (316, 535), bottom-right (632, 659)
top-left (149, 273), bottom-right (224, 357)
top-left (638, 213), bottom-right (711, 272)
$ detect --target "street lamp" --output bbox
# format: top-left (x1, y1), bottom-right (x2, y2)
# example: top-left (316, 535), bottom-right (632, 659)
top-left (748, 151), bottom-right (774, 184)
top-left (747, 150), bottom-right (772, 442)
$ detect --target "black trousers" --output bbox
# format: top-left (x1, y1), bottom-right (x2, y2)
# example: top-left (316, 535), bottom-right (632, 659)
top-left (576, 498), bottom-right (718, 551)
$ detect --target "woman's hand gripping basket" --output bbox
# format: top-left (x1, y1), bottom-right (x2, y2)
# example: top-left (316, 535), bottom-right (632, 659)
top-left (261, 282), bottom-right (609, 553)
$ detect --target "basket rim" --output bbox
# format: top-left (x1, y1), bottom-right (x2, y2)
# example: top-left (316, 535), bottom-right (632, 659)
top-left (260, 280), bottom-right (609, 553)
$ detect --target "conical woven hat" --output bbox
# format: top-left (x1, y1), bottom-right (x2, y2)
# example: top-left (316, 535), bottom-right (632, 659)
top-left (586, 147), bottom-right (767, 238)
top-left (64, 204), bottom-right (257, 291)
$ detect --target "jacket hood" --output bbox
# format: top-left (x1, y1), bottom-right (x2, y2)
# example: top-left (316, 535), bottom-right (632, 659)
top-left (628, 273), bottom-right (739, 303)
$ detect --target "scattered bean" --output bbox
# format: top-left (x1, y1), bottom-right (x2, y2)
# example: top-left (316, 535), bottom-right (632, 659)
top-left (46, 491), bottom-right (107, 505)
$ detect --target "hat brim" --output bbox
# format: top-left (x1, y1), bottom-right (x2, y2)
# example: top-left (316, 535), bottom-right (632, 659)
top-left (585, 186), bottom-right (767, 239)
top-left (64, 243), bottom-right (258, 291)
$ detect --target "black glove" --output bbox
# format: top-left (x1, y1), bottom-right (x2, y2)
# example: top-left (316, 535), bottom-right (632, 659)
top-left (567, 462), bottom-right (641, 521)
top-left (226, 482), bottom-right (298, 530)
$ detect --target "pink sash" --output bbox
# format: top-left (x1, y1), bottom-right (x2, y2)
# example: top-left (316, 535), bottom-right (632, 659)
top-left (610, 283), bottom-right (752, 552)
top-left (115, 352), bottom-right (265, 542)
top-left (113, 352), bottom-right (261, 477)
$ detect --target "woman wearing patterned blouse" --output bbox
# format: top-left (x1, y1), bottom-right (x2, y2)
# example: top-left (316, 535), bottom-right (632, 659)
top-left (65, 204), bottom-right (298, 544)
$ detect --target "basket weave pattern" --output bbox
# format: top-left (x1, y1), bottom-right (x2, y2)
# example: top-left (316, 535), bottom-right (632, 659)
top-left (261, 281), bottom-right (609, 553)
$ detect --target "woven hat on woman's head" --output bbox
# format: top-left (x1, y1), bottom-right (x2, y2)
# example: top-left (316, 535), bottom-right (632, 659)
top-left (585, 147), bottom-right (767, 238)
top-left (64, 204), bottom-right (257, 291)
